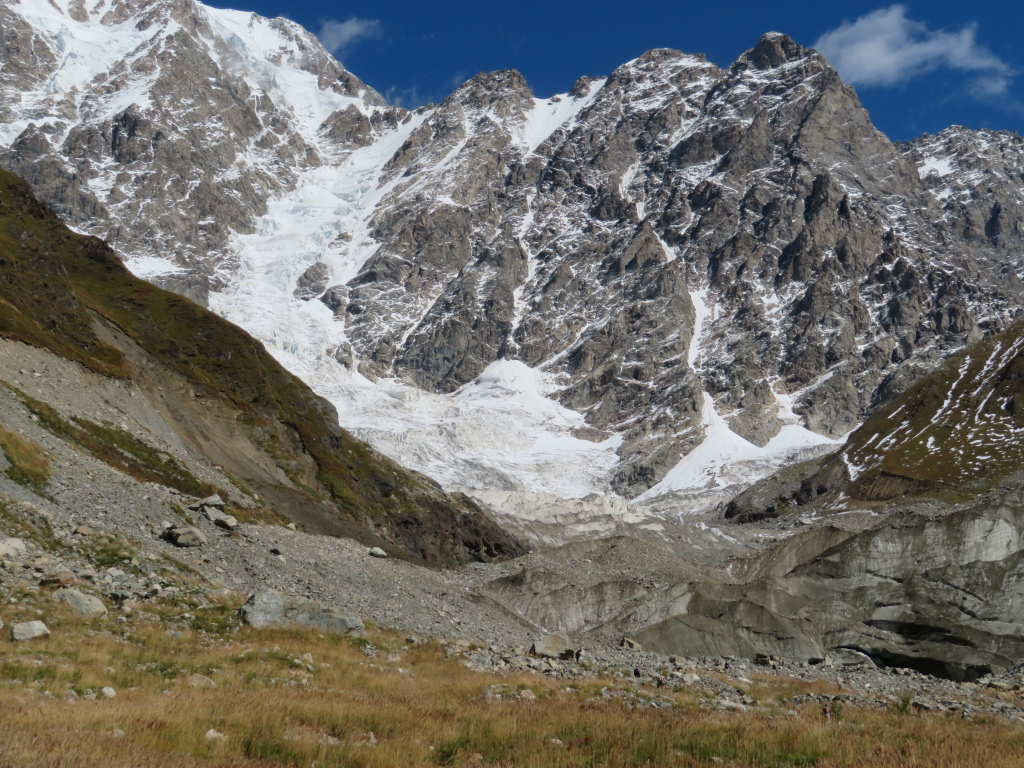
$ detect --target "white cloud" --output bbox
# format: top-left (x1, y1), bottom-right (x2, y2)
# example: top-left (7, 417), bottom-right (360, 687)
top-left (317, 17), bottom-right (383, 59)
top-left (814, 5), bottom-right (1012, 93)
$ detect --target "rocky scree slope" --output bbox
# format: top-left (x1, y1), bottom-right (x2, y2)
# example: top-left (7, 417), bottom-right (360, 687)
top-left (4, 0), bottom-right (1024, 500)
top-left (451, 325), bottom-right (1024, 681)
top-left (660, 321), bottom-right (1024, 679)
top-left (0, 167), bottom-right (523, 566)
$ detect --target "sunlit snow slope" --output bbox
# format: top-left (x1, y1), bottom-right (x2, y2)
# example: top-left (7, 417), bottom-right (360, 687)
top-left (636, 289), bottom-right (839, 511)
top-left (207, 99), bottom-right (625, 497)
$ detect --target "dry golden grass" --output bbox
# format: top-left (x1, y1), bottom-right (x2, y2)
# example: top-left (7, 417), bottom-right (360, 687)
top-left (0, 422), bottom-right (50, 490)
top-left (0, 599), bottom-right (1023, 767)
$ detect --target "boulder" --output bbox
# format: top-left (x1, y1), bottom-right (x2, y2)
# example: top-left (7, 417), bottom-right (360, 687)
top-left (530, 633), bottom-right (575, 660)
top-left (53, 588), bottom-right (107, 617)
top-left (828, 648), bottom-right (877, 669)
top-left (0, 538), bottom-right (26, 559)
top-left (619, 637), bottom-right (642, 651)
top-left (11, 620), bottom-right (50, 641)
top-left (203, 508), bottom-right (239, 530)
top-left (239, 590), bottom-right (363, 636)
top-left (187, 673), bottom-right (217, 689)
top-left (215, 515), bottom-right (238, 531)
top-left (368, 547), bottom-right (387, 558)
top-left (163, 526), bottom-right (207, 547)
top-left (189, 494), bottom-right (225, 511)
top-left (101, 686), bottom-right (116, 699)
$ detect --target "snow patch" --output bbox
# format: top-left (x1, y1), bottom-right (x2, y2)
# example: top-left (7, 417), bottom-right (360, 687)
top-left (918, 156), bottom-right (955, 178)
top-left (1, 0), bottom-right (162, 144)
top-left (515, 79), bottom-right (607, 154)
top-left (123, 256), bottom-right (185, 277)
top-left (202, 5), bottom-right (365, 137)
top-left (637, 286), bottom-right (839, 507)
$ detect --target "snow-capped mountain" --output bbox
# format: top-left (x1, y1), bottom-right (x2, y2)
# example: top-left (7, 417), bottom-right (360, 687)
top-left (3, 0), bottom-right (1024, 508)
top-left (0, 0), bottom-right (393, 299)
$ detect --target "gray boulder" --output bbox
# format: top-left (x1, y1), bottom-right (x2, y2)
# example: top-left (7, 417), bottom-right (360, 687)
top-left (163, 526), bottom-right (207, 547)
top-left (11, 620), bottom-right (50, 641)
top-left (829, 648), bottom-right (877, 669)
top-left (203, 508), bottom-right (239, 531)
top-left (239, 590), bottom-right (363, 636)
top-left (53, 588), bottom-right (106, 617)
top-left (368, 547), bottom-right (387, 558)
top-left (530, 633), bottom-right (575, 660)
top-left (0, 538), bottom-right (26, 559)
top-left (187, 673), bottom-right (217, 689)
top-left (189, 494), bottom-right (225, 511)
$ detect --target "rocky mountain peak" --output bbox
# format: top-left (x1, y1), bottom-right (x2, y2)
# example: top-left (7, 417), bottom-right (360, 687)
top-left (738, 31), bottom-right (811, 70)
top-left (439, 68), bottom-right (536, 120)
top-left (4, 2), bottom-right (1024, 506)
top-left (0, 0), bottom-right (394, 301)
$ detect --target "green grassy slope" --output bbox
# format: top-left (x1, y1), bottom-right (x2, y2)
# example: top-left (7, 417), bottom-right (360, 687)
top-left (844, 319), bottom-right (1024, 496)
top-left (726, 317), bottom-right (1024, 520)
top-left (0, 169), bottom-right (524, 565)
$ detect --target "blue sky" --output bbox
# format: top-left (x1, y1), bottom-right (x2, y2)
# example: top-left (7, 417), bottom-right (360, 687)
top-left (223, 1), bottom-right (1022, 141)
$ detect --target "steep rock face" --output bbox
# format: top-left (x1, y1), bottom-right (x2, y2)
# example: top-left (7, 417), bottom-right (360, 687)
top-left (335, 34), bottom-right (1021, 494)
top-left (903, 128), bottom-right (1024, 264)
top-left (3, 1), bottom-right (1024, 498)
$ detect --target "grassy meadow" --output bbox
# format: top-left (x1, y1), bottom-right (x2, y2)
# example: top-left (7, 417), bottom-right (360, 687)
top-left (0, 593), bottom-right (1023, 767)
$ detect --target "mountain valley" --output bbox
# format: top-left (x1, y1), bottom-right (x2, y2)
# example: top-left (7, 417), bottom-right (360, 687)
top-left (3, 3), bottom-right (1024, 759)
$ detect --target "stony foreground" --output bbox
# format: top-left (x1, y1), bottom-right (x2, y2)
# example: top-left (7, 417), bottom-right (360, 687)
top-left (4, 507), bottom-right (1024, 767)
top-left (2, 597), bottom-right (1024, 768)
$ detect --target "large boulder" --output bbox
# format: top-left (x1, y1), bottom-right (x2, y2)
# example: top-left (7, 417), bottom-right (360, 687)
top-left (239, 591), bottom-right (363, 636)
top-left (11, 620), bottom-right (50, 641)
top-left (829, 648), bottom-right (876, 669)
top-left (0, 538), bottom-right (26, 559)
top-left (189, 494), bottom-right (225, 512)
top-left (203, 508), bottom-right (239, 531)
top-left (53, 588), bottom-right (106, 617)
top-left (163, 526), bottom-right (207, 547)
top-left (530, 633), bottom-right (575, 660)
